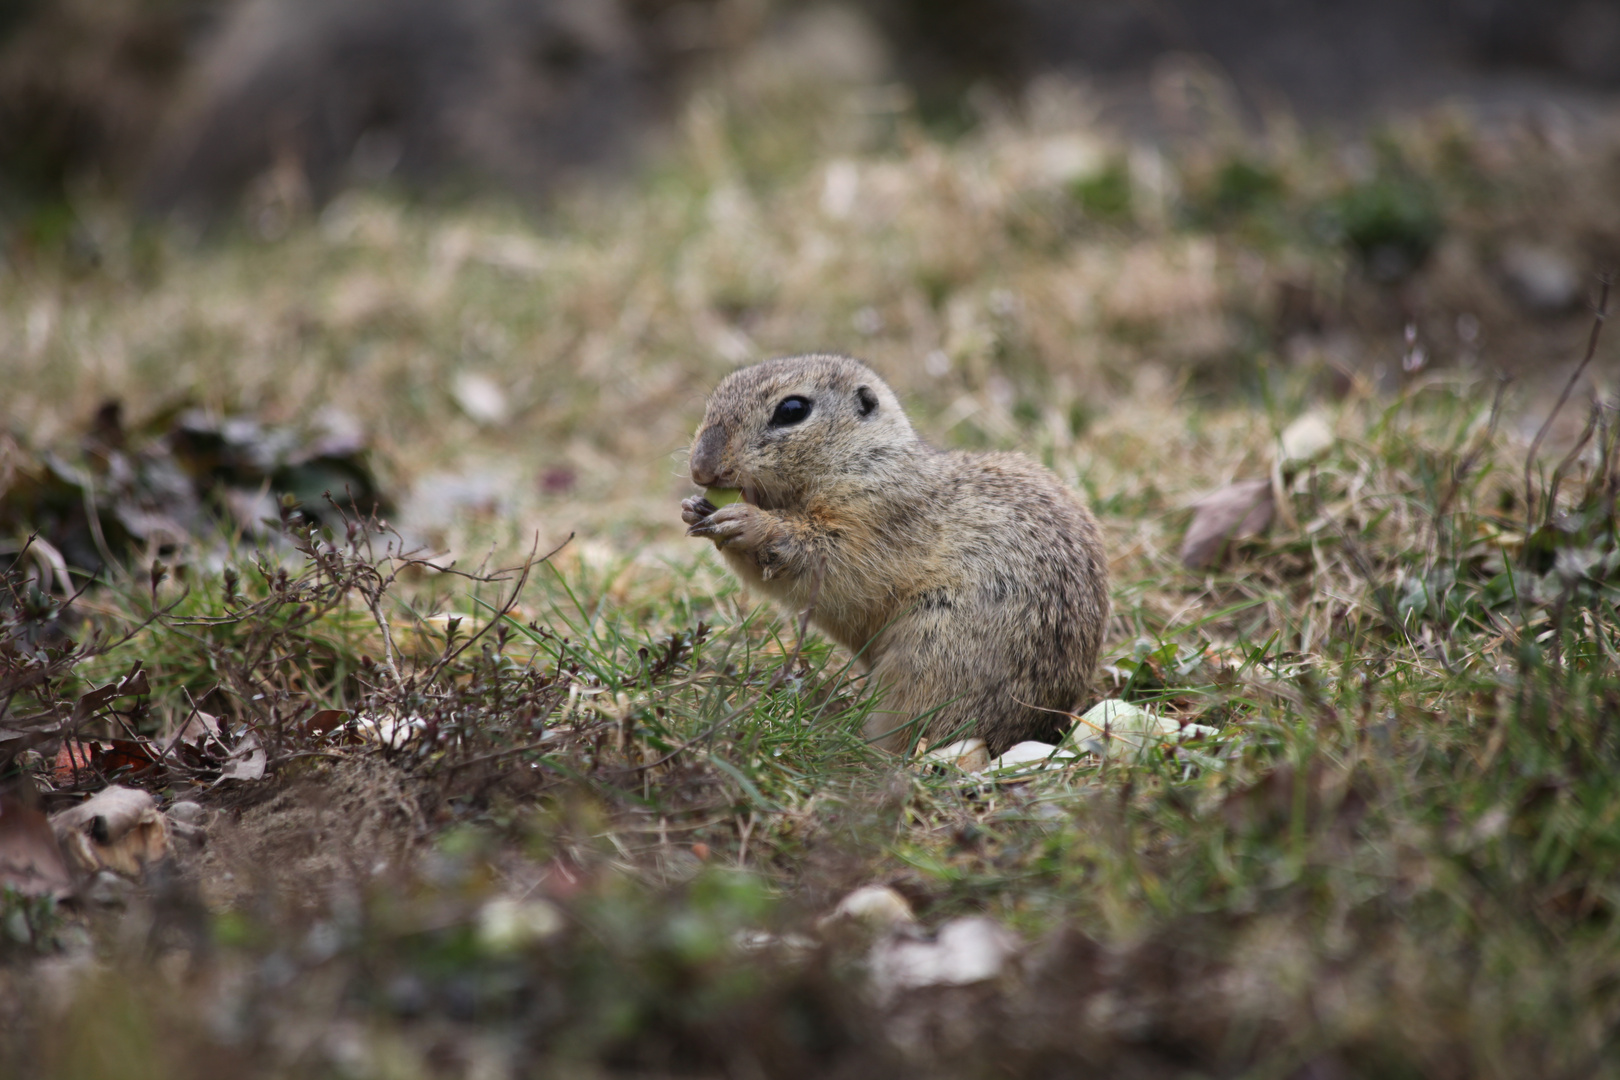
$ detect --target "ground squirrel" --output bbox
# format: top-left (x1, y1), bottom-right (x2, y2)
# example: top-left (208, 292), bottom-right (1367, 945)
top-left (682, 353), bottom-right (1108, 755)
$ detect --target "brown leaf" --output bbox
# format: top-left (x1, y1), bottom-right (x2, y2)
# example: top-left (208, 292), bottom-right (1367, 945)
top-left (52, 737), bottom-right (162, 788)
top-left (53, 739), bottom-right (105, 789)
top-left (1180, 479), bottom-right (1274, 569)
top-left (50, 785), bottom-right (171, 877)
top-left (302, 709), bottom-right (351, 739)
top-left (0, 782), bottom-right (76, 898)
top-left (69, 661), bottom-right (150, 725)
top-left (98, 739), bottom-right (164, 779)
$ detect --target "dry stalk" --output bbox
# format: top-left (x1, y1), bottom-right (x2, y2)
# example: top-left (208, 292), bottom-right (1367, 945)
top-left (1525, 277), bottom-right (1610, 529)
top-left (1543, 395), bottom-right (1603, 527)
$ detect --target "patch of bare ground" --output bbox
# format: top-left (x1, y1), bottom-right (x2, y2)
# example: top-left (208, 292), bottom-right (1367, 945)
top-left (190, 757), bottom-right (429, 913)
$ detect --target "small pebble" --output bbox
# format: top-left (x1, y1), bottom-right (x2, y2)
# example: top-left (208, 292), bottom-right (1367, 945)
top-left (169, 820), bottom-right (207, 848)
top-left (1500, 244), bottom-right (1580, 314)
top-left (822, 885), bottom-right (915, 932)
top-left (868, 917), bottom-right (1021, 1000)
top-left (84, 871), bottom-right (133, 907)
top-left (919, 738), bottom-right (989, 772)
top-left (167, 800), bottom-right (207, 825)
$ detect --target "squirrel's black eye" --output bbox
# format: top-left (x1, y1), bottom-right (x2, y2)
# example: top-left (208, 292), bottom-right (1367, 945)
top-left (770, 395), bottom-right (812, 427)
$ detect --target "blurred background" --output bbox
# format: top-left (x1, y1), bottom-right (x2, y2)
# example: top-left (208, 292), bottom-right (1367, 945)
top-left (3, 0), bottom-right (1620, 562)
top-left (4, 0), bottom-right (1619, 216)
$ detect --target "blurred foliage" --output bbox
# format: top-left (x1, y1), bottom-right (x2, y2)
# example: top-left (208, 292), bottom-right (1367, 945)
top-left (1, 401), bottom-right (388, 579)
top-left (1186, 155), bottom-right (1288, 231)
top-left (1069, 158), bottom-right (1132, 224)
top-left (1324, 168), bottom-right (1446, 282)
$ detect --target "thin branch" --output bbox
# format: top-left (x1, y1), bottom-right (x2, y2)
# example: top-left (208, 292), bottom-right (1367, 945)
top-left (1544, 395), bottom-right (1603, 527)
top-left (1526, 276), bottom-right (1611, 529)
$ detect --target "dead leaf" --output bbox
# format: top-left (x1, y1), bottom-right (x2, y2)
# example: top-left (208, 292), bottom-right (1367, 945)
top-left (218, 730), bottom-right (266, 782)
top-left (301, 709), bottom-right (351, 739)
top-left (97, 739), bottom-right (163, 778)
top-left (50, 785), bottom-right (171, 878)
top-left (52, 737), bottom-right (163, 788)
top-left (0, 782), bottom-right (76, 898)
top-left (173, 709), bottom-right (221, 744)
top-left (1181, 479), bottom-right (1274, 568)
top-left (1278, 411), bottom-right (1334, 469)
top-left (53, 739), bottom-right (104, 788)
top-left (70, 661), bottom-right (150, 725)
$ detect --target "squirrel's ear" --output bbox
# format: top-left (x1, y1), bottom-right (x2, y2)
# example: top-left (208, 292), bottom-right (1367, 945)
top-left (856, 386), bottom-right (878, 417)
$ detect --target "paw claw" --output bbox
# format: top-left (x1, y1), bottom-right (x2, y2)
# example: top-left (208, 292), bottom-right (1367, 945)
top-left (685, 502), bottom-right (754, 549)
top-left (681, 495), bottom-right (718, 527)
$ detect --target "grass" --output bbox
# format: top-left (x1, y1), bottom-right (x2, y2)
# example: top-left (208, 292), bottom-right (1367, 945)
top-left (5, 48), bottom-right (1620, 1078)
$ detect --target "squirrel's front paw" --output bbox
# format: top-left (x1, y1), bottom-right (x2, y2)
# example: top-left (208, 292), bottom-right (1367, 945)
top-left (680, 495), bottom-right (717, 527)
top-left (686, 501), bottom-right (761, 552)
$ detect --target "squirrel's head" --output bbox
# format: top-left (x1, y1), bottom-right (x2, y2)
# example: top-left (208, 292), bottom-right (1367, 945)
top-left (689, 354), bottom-right (920, 509)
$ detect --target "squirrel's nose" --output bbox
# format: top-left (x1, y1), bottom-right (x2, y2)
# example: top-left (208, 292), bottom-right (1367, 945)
top-left (689, 426), bottom-right (726, 487)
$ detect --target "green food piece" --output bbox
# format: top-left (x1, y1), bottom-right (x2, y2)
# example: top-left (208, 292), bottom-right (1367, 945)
top-left (706, 487), bottom-right (742, 507)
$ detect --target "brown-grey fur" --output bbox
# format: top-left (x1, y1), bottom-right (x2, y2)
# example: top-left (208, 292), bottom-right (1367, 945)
top-left (682, 354), bottom-right (1108, 755)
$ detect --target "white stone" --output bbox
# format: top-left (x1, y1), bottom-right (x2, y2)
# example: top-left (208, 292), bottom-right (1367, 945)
top-left (1278, 411), bottom-right (1334, 468)
top-left (868, 917), bottom-right (1020, 999)
top-left (987, 741), bottom-right (1079, 772)
top-left (825, 885), bottom-right (915, 931)
top-left (1070, 699), bottom-right (1216, 759)
top-left (354, 713), bottom-right (426, 749)
top-left (166, 800), bottom-right (207, 825)
top-left (451, 371), bottom-right (511, 426)
top-left (919, 737), bottom-right (990, 772)
top-left (476, 897), bottom-right (564, 952)
top-left (734, 929), bottom-right (817, 953)
top-left (1500, 243), bottom-right (1580, 313)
